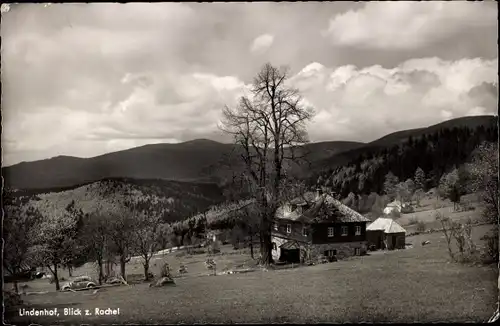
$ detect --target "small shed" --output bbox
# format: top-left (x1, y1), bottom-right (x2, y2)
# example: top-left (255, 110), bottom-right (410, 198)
top-left (366, 217), bottom-right (406, 250)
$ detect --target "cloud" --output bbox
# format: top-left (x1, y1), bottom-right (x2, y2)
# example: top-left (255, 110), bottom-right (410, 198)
top-left (250, 34), bottom-right (274, 54)
top-left (291, 57), bottom-right (498, 142)
top-left (1, 3), bottom-right (498, 166)
top-left (3, 56), bottom-right (497, 165)
top-left (324, 2), bottom-right (497, 50)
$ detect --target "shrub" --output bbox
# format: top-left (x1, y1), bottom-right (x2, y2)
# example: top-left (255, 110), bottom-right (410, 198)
top-left (208, 241), bottom-right (220, 255)
top-left (160, 263), bottom-right (172, 278)
top-left (3, 291), bottom-right (23, 307)
top-left (190, 249), bottom-right (206, 255)
top-left (416, 221), bottom-right (426, 232)
top-left (408, 217), bottom-right (419, 225)
top-left (401, 205), bottom-right (415, 214)
top-left (175, 251), bottom-right (187, 258)
top-left (480, 229), bottom-right (499, 264)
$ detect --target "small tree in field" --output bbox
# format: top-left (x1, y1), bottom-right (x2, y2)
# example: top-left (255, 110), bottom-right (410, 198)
top-left (383, 172), bottom-right (399, 201)
top-left (414, 167), bottom-right (426, 192)
top-left (436, 210), bottom-right (477, 263)
top-left (32, 210), bottom-right (81, 291)
top-left (107, 210), bottom-right (136, 281)
top-left (467, 142), bottom-right (499, 223)
top-left (82, 211), bottom-right (111, 285)
top-left (132, 211), bottom-right (163, 281)
top-left (220, 63), bottom-right (314, 266)
top-left (438, 168), bottom-right (467, 211)
top-left (3, 204), bottom-right (42, 293)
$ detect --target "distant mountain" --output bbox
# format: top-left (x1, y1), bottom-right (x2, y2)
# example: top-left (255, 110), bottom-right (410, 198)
top-left (2, 138), bottom-right (362, 190)
top-left (310, 115), bottom-right (498, 173)
top-left (3, 177), bottom-right (226, 224)
top-left (2, 115), bottom-right (496, 191)
top-left (369, 115), bottom-right (497, 147)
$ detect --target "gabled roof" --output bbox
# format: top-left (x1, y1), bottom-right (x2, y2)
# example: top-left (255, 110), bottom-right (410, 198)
top-left (272, 231), bottom-right (308, 243)
top-left (276, 192), bottom-right (371, 223)
top-left (366, 217), bottom-right (406, 234)
top-left (386, 200), bottom-right (402, 208)
top-left (280, 240), bottom-right (302, 250)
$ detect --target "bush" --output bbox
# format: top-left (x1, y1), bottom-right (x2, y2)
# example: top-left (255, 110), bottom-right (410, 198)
top-left (190, 249), bottom-right (206, 255)
top-left (160, 263), bottom-right (172, 278)
top-left (401, 205), bottom-right (415, 214)
top-left (416, 221), bottom-right (426, 232)
top-left (3, 291), bottom-right (23, 307)
top-left (175, 251), bottom-right (187, 258)
top-left (458, 201), bottom-right (475, 212)
top-left (480, 229), bottom-right (499, 264)
top-left (408, 217), bottom-right (419, 225)
top-left (208, 241), bottom-right (221, 255)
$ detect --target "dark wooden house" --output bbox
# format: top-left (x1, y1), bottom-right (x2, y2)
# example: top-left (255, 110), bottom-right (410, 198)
top-left (271, 190), bottom-right (371, 263)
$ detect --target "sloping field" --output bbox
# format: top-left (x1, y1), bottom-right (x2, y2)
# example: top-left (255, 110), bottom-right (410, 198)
top-left (6, 225), bottom-right (497, 324)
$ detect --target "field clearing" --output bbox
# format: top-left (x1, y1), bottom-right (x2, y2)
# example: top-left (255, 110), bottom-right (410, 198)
top-left (396, 193), bottom-right (488, 233)
top-left (6, 224), bottom-right (498, 324)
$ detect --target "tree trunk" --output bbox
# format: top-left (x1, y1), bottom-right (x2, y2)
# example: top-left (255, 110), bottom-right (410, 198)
top-left (97, 259), bottom-right (104, 285)
top-left (105, 260), bottom-right (112, 278)
top-left (259, 226), bottom-right (273, 266)
top-left (68, 266), bottom-right (73, 277)
top-left (120, 256), bottom-right (127, 281)
top-left (249, 233), bottom-right (254, 259)
top-left (53, 264), bottom-right (60, 291)
top-left (13, 280), bottom-right (19, 294)
top-left (143, 260), bottom-right (150, 281)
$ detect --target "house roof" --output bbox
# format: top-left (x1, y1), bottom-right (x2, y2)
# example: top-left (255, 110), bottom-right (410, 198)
top-left (272, 231), bottom-right (309, 243)
top-left (366, 217), bottom-right (406, 234)
top-left (280, 240), bottom-right (302, 250)
top-left (386, 200), bottom-right (402, 207)
top-left (276, 192), bottom-right (371, 223)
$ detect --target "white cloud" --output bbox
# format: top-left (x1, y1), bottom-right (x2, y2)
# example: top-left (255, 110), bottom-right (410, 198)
top-left (1, 3), bottom-right (498, 166)
top-left (250, 34), bottom-right (274, 54)
top-left (325, 2), bottom-right (496, 49)
top-left (290, 57), bottom-right (498, 142)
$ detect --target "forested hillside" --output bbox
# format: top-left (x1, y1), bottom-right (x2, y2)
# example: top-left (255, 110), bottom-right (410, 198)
top-left (3, 178), bottom-right (226, 224)
top-left (311, 118), bottom-right (498, 198)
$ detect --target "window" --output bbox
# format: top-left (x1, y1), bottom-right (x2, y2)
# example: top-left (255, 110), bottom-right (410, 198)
top-left (302, 227), bottom-right (309, 237)
top-left (327, 227), bottom-right (334, 237)
top-left (355, 226), bottom-right (361, 236)
top-left (286, 224), bottom-right (291, 234)
top-left (341, 226), bottom-right (348, 236)
top-left (324, 249), bottom-right (337, 257)
top-left (354, 248), bottom-right (361, 256)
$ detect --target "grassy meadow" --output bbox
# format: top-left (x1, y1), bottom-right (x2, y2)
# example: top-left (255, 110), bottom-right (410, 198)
top-left (5, 194), bottom-right (498, 324)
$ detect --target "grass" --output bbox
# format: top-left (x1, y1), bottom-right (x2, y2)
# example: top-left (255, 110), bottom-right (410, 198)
top-left (5, 224), bottom-right (498, 324)
top-left (397, 194), bottom-right (487, 234)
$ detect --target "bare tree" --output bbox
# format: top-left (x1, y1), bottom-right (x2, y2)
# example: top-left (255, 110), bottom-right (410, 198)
top-left (107, 210), bottom-right (136, 281)
top-left (132, 212), bottom-right (163, 281)
top-left (220, 63), bottom-right (314, 266)
top-left (82, 211), bottom-right (110, 285)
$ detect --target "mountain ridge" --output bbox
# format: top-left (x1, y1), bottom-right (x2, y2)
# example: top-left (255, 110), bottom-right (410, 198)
top-left (2, 115), bottom-right (497, 190)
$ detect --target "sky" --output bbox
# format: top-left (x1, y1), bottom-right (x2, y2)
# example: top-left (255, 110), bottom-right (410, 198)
top-left (1, 2), bottom-right (498, 166)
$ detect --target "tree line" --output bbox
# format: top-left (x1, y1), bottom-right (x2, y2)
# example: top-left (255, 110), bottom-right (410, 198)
top-left (314, 122), bottom-right (498, 199)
